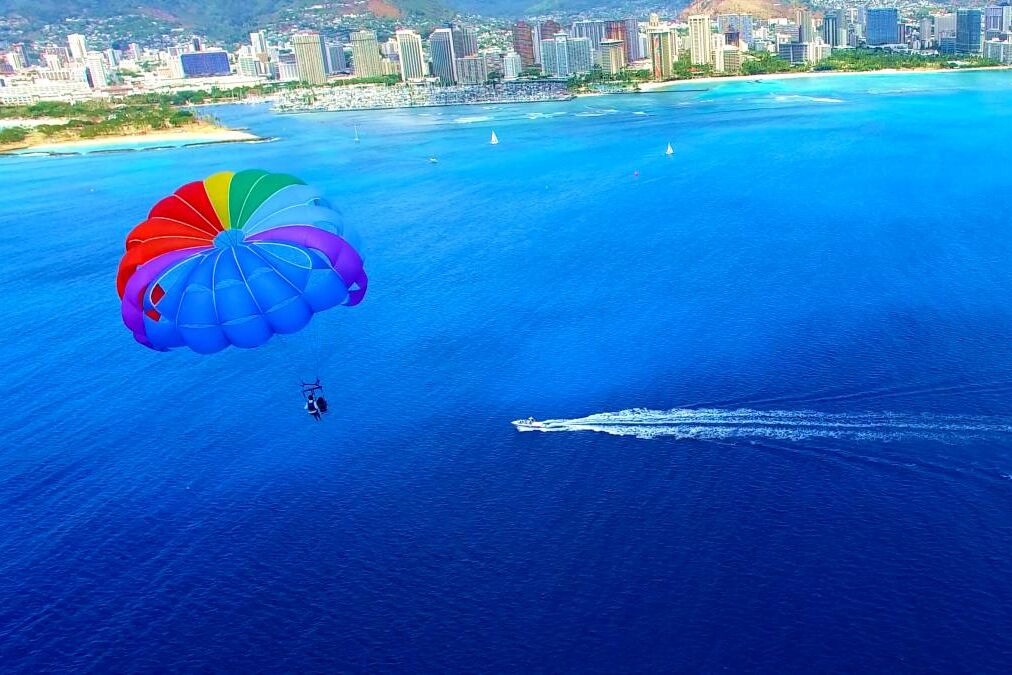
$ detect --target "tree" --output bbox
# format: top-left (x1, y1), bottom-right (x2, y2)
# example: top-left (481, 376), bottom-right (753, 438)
top-left (741, 52), bottom-right (794, 75)
top-left (0, 127), bottom-right (29, 144)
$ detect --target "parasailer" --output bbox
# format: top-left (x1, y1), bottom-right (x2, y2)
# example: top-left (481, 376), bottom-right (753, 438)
top-left (300, 379), bottom-right (329, 420)
top-left (306, 394), bottom-right (322, 421)
top-left (116, 169), bottom-right (368, 418)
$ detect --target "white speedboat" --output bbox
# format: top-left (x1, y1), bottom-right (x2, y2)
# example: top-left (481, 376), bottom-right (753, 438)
top-left (512, 417), bottom-right (546, 431)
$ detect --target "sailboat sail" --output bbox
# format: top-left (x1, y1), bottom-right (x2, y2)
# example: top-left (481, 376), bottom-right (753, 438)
top-left (490, 131), bottom-right (499, 145)
top-left (354, 126), bottom-right (360, 142)
top-left (666, 143), bottom-right (674, 155)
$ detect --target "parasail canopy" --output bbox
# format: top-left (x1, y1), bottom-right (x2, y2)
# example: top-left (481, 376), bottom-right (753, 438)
top-left (117, 170), bottom-right (368, 354)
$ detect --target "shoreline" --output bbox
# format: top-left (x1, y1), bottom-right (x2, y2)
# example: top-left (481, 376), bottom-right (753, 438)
top-left (1, 126), bottom-right (262, 155)
top-left (637, 65), bottom-right (1012, 91)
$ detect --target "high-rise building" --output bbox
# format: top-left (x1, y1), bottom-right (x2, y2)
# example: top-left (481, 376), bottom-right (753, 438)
top-left (250, 31), bottom-right (268, 57)
top-left (513, 21), bottom-right (535, 67)
top-left (722, 45), bottom-right (743, 72)
top-left (647, 28), bottom-right (676, 79)
top-left (567, 36), bottom-right (593, 74)
top-left (936, 12), bottom-right (957, 52)
top-left (821, 15), bottom-right (840, 47)
top-left (711, 33), bottom-right (726, 72)
top-left (292, 33), bottom-right (327, 85)
top-left (538, 32), bottom-right (593, 77)
top-left (483, 52), bottom-right (505, 79)
top-left (778, 42), bottom-right (808, 64)
top-left (84, 52), bottom-right (110, 87)
top-left (572, 20), bottom-right (607, 50)
top-left (601, 19), bottom-right (641, 63)
top-left (540, 38), bottom-right (557, 75)
top-left (919, 17), bottom-right (935, 47)
top-left (984, 37), bottom-right (1012, 62)
top-left (688, 15), bottom-right (712, 65)
top-left (718, 14), bottom-right (755, 44)
top-left (68, 34), bottom-right (88, 61)
top-left (43, 52), bottom-right (63, 70)
top-left (624, 18), bottom-right (644, 60)
top-left (179, 50), bottom-right (230, 77)
top-left (5, 50), bottom-right (26, 71)
top-left (455, 56), bottom-right (487, 84)
top-left (552, 33), bottom-right (571, 76)
top-left (984, 6), bottom-right (1012, 39)
top-left (237, 55), bottom-right (260, 77)
top-left (350, 30), bottom-right (384, 78)
top-left (834, 10), bottom-right (849, 46)
top-left (503, 51), bottom-right (522, 79)
top-left (866, 8), bottom-right (901, 45)
top-left (936, 13), bottom-right (957, 35)
top-left (277, 53), bottom-right (299, 81)
top-left (7, 44), bottom-right (28, 70)
top-left (540, 20), bottom-right (563, 47)
top-left (326, 44), bottom-right (347, 74)
top-left (600, 39), bottom-right (626, 74)
top-left (395, 30), bottom-right (425, 80)
top-left (796, 10), bottom-right (817, 43)
top-left (451, 23), bottom-right (478, 58)
top-left (429, 28), bottom-right (456, 84)
top-left (956, 9), bottom-right (983, 54)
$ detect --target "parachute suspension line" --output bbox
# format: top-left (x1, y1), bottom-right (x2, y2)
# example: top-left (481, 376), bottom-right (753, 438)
top-left (313, 313), bottom-right (323, 380)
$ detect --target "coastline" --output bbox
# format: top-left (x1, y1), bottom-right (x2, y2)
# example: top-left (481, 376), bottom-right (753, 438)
top-left (1, 126), bottom-right (262, 155)
top-left (637, 65), bottom-right (1012, 92)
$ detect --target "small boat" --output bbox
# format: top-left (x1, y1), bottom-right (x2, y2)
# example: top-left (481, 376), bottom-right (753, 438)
top-left (512, 417), bottom-right (546, 431)
top-left (354, 125), bottom-right (360, 143)
top-left (429, 157), bottom-right (438, 163)
top-left (666, 142), bottom-right (674, 156)
top-left (490, 130), bottom-right (499, 145)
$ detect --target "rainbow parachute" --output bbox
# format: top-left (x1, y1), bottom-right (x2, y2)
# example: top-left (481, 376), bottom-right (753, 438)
top-left (117, 170), bottom-right (367, 354)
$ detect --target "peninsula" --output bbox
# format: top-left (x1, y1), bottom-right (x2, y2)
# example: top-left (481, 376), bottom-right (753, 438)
top-left (0, 100), bottom-right (259, 154)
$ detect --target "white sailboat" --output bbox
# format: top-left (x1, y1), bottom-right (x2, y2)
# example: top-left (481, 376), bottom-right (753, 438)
top-left (665, 142), bottom-right (674, 156)
top-left (490, 130), bottom-right (499, 145)
top-left (354, 125), bottom-right (360, 143)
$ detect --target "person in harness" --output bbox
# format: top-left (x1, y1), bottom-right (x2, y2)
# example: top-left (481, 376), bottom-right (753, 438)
top-left (306, 394), bottom-right (322, 421)
top-left (302, 380), bottom-right (329, 421)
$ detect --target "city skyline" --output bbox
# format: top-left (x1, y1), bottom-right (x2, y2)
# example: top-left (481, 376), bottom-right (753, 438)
top-left (2, 4), bottom-right (1011, 106)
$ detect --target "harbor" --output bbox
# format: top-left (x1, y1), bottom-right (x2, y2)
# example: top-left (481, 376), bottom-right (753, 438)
top-left (272, 81), bottom-right (574, 113)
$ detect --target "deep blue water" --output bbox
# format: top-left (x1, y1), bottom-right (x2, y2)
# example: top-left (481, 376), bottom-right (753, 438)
top-left (4, 71), bottom-right (1012, 672)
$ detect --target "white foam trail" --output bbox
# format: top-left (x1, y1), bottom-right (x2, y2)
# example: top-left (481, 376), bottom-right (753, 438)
top-left (528, 408), bottom-right (1012, 442)
top-left (453, 115), bottom-right (492, 124)
top-left (772, 95), bottom-right (845, 104)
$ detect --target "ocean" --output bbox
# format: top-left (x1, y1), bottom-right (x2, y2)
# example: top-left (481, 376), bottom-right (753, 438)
top-left (3, 71), bottom-right (1012, 672)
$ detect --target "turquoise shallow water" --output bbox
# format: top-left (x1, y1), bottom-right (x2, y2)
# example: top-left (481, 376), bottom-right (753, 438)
top-left (3, 71), bottom-right (1012, 671)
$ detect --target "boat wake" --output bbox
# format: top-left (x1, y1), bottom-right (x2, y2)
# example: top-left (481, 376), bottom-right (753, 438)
top-left (523, 408), bottom-right (1012, 443)
top-left (772, 94), bottom-right (846, 104)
